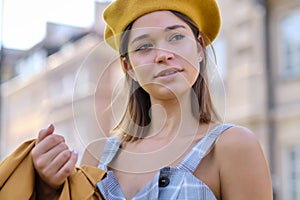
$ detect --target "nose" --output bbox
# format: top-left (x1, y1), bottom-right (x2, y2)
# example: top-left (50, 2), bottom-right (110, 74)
top-left (155, 48), bottom-right (174, 64)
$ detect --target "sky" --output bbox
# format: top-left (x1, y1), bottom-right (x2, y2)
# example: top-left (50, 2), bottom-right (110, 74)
top-left (1, 0), bottom-right (111, 50)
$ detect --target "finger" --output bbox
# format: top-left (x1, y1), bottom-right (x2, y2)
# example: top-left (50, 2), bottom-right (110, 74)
top-left (34, 134), bottom-right (65, 157)
top-left (37, 142), bottom-right (69, 167)
top-left (47, 150), bottom-right (72, 174)
top-left (40, 149), bottom-right (72, 187)
top-left (55, 150), bottom-right (78, 182)
top-left (40, 134), bottom-right (65, 151)
top-left (46, 150), bottom-right (78, 188)
top-left (37, 124), bottom-right (55, 144)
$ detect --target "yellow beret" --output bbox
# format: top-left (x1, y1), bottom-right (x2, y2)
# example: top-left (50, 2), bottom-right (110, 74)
top-left (103, 0), bottom-right (221, 51)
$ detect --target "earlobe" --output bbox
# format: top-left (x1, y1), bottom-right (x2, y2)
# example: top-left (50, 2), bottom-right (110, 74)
top-left (197, 54), bottom-right (203, 63)
top-left (121, 57), bottom-right (137, 81)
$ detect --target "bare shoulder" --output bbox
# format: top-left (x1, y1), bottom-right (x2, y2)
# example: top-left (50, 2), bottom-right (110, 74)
top-left (216, 125), bottom-right (261, 151)
top-left (215, 125), bottom-right (267, 171)
top-left (214, 125), bottom-right (273, 200)
top-left (80, 138), bottom-right (108, 167)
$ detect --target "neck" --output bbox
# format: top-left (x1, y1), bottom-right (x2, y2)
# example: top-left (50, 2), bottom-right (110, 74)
top-left (147, 90), bottom-right (199, 139)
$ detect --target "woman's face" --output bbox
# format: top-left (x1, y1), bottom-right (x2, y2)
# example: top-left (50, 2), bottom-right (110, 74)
top-left (125, 11), bottom-right (201, 100)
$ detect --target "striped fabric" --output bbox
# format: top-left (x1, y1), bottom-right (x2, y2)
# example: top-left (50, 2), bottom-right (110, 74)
top-left (97, 124), bottom-right (235, 200)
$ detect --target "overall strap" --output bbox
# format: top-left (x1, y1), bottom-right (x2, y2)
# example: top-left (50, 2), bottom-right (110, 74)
top-left (97, 137), bottom-right (121, 171)
top-left (176, 124), bottom-right (235, 173)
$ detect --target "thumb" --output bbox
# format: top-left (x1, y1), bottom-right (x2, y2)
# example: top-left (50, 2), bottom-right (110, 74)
top-left (36, 124), bottom-right (55, 144)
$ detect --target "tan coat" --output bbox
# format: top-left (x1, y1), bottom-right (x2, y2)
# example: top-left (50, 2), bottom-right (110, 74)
top-left (0, 140), bottom-right (106, 200)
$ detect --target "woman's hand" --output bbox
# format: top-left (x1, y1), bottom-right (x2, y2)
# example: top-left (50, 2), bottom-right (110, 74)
top-left (31, 124), bottom-right (78, 198)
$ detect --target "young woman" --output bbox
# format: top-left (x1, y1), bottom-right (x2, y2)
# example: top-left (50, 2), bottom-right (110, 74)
top-left (31, 0), bottom-right (273, 199)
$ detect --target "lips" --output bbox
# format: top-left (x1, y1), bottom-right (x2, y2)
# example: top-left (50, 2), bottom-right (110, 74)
top-left (154, 67), bottom-right (183, 78)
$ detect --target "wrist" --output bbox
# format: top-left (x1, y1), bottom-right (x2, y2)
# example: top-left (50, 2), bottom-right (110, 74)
top-left (35, 175), bottom-right (62, 200)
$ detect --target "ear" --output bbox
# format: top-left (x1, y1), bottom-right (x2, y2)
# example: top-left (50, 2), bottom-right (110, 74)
top-left (121, 57), bottom-right (137, 81)
top-left (197, 35), bottom-right (205, 62)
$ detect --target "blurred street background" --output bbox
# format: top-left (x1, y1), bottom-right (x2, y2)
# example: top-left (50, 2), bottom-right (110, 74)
top-left (0, 0), bottom-right (299, 199)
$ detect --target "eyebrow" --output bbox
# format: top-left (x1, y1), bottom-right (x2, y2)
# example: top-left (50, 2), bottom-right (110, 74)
top-left (165, 25), bottom-right (186, 31)
top-left (130, 25), bottom-right (187, 45)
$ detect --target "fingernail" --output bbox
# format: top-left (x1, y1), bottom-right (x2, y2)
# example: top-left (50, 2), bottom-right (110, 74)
top-left (72, 149), bottom-right (78, 155)
top-left (47, 123), bottom-right (53, 129)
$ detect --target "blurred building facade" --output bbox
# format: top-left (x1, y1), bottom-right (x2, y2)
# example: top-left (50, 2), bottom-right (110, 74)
top-left (0, 0), bottom-right (300, 199)
top-left (0, 1), bottom-right (118, 161)
top-left (267, 0), bottom-right (300, 199)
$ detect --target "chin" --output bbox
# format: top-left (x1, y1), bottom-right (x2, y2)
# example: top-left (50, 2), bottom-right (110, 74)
top-left (146, 84), bottom-right (192, 101)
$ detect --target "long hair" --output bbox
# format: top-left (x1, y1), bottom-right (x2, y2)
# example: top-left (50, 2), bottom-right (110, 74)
top-left (113, 11), bottom-right (220, 142)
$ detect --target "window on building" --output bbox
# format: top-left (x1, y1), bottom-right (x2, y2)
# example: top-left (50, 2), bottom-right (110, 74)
top-left (15, 49), bottom-right (47, 77)
top-left (214, 36), bottom-right (228, 79)
top-left (62, 73), bottom-right (75, 98)
top-left (280, 9), bottom-right (300, 78)
top-left (210, 36), bottom-right (227, 117)
top-left (288, 146), bottom-right (300, 200)
top-left (73, 67), bottom-right (91, 97)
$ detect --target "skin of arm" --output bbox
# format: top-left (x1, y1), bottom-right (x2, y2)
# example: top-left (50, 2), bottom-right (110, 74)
top-left (215, 126), bottom-right (273, 200)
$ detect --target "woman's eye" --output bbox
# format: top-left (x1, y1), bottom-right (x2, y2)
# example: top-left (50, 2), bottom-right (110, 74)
top-left (135, 43), bottom-right (153, 51)
top-left (170, 34), bottom-right (185, 41)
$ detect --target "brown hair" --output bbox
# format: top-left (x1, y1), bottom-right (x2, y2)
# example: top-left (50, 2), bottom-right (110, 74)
top-left (113, 11), bottom-right (220, 142)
